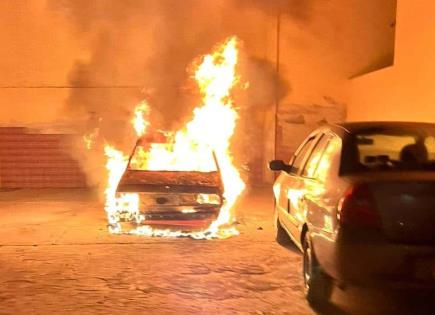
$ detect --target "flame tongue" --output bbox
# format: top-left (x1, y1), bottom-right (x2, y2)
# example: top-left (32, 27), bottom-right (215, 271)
top-left (102, 37), bottom-right (245, 239)
top-left (131, 100), bottom-right (150, 137)
top-left (103, 145), bottom-right (137, 230)
top-left (193, 37), bottom-right (245, 236)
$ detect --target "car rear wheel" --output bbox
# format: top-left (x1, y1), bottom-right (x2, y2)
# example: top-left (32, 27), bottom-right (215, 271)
top-left (275, 212), bottom-right (292, 245)
top-left (302, 236), bottom-right (332, 307)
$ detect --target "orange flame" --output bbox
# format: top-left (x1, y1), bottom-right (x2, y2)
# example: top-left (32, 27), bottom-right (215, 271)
top-left (131, 100), bottom-right (150, 137)
top-left (83, 128), bottom-right (99, 150)
top-left (103, 145), bottom-right (136, 230)
top-left (102, 37), bottom-right (245, 239)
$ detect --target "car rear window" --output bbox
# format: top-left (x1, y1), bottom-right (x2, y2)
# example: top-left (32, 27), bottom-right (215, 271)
top-left (342, 125), bottom-right (435, 173)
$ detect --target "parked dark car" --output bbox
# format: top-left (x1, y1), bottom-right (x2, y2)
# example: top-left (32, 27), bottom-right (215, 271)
top-left (269, 122), bottom-right (435, 306)
top-left (116, 135), bottom-right (224, 230)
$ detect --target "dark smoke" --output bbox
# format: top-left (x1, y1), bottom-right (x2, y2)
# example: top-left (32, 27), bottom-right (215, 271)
top-left (47, 0), bottom-right (309, 188)
top-left (49, 0), bottom-right (307, 145)
top-left (49, 0), bottom-right (239, 143)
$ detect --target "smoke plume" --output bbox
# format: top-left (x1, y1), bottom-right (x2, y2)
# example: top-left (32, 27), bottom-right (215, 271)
top-left (45, 0), bottom-right (298, 187)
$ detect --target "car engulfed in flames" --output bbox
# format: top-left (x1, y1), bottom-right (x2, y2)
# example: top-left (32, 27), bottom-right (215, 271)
top-left (98, 36), bottom-right (245, 239)
top-left (114, 136), bottom-right (224, 230)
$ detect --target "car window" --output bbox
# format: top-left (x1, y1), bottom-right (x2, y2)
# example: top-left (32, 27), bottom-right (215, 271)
top-left (302, 134), bottom-right (331, 178)
top-left (315, 136), bottom-right (341, 181)
top-left (342, 124), bottom-right (435, 174)
top-left (357, 134), bottom-right (415, 163)
top-left (291, 136), bottom-right (316, 173)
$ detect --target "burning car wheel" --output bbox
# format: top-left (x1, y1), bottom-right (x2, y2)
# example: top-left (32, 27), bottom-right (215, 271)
top-left (302, 236), bottom-right (332, 307)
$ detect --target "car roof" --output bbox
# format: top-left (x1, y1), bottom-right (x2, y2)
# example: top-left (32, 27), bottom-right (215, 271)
top-left (331, 121), bottom-right (435, 135)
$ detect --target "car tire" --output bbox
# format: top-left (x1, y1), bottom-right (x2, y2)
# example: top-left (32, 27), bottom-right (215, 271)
top-left (275, 213), bottom-right (292, 246)
top-left (302, 236), bottom-right (332, 307)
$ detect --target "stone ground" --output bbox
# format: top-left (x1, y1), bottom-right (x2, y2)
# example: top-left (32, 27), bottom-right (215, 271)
top-left (0, 187), bottom-right (433, 315)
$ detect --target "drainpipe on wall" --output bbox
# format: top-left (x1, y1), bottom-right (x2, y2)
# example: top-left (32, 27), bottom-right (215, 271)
top-left (274, 12), bottom-right (281, 161)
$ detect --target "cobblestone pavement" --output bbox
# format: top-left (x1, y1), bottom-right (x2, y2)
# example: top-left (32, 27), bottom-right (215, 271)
top-left (0, 188), bottom-right (314, 315)
top-left (0, 188), bottom-right (433, 315)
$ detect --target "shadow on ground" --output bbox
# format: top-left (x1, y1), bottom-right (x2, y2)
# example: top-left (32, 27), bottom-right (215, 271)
top-left (277, 231), bottom-right (435, 315)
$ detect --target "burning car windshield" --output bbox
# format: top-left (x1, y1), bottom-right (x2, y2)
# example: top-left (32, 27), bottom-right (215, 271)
top-left (344, 125), bottom-right (435, 173)
top-left (128, 143), bottom-right (219, 172)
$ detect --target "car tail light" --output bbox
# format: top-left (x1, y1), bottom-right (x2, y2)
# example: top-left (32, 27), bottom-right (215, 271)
top-left (337, 184), bottom-right (381, 229)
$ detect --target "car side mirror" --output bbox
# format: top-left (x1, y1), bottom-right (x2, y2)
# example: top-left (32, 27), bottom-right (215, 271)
top-left (269, 160), bottom-right (292, 173)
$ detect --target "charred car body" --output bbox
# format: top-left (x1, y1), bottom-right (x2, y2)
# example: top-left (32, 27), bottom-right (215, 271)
top-left (115, 135), bottom-right (224, 230)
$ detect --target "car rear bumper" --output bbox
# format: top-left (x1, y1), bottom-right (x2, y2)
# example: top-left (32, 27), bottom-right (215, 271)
top-left (313, 230), bottom-right (435, 288)
top-left (118, 205), bottom-right (220, 229)
top-left (141, 207), bottom-right (219, 228)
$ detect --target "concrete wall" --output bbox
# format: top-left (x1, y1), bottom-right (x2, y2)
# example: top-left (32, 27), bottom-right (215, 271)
top-left (0, 1), bottom-right (278, 127)
top-left (275, 0), bottom-right (397, 164)
top-left (0, 0), bottom-right (280, 186)
top-left (0, 1), bottom-right (84, 124)
top-left (0, 1), bottom-right (397, 185)
top-left (348, 0), bottom-right (435, 122)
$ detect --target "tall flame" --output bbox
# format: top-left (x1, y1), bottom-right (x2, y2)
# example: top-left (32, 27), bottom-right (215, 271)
top-left (188, 36), bottom-right (245, 235)
top-left (103, 145), bottom-right (136, 231)
top-left (102, 37), bottom-right (245, 239)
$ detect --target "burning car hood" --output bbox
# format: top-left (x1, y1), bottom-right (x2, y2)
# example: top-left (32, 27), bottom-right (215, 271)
top-left (116, 169), bottom-right (223, 194)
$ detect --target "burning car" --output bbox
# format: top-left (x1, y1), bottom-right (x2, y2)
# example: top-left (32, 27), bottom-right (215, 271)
top-left (102, 37), bottom-right (244, 238)
top-left (114, 134), bottom-right (224, 230)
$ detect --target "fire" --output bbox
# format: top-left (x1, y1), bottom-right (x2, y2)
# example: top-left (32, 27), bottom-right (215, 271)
top-left (103, 145), bottom-right (135, 229)
top-left (131, 100), bottom-right (149, 137)
top-left (83, 127), bottom-right (99, 150)
top-left (102, 37), bottom-right (245, 239)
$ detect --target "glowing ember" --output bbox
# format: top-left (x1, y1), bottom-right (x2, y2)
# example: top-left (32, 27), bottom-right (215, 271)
top-left (102, 36), bottom-right (245, 239)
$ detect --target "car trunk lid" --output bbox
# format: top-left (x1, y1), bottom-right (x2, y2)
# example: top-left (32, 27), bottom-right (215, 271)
top-left (347, 172), bottom-right (435, 245)
top-left (116, 169), bottom-right (223, 194)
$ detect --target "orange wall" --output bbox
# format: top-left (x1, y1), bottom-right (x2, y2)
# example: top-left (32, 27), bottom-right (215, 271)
top-left (0, 1), bottom-right (276, 127)
top-left (275, 0), bottom-right (395, 161)
top-left (348, 0), bottom-right (435, 122)
top-left (0, 1), bottom-right (396, 129)
top-left (0, 1), bottom-right (83, 125)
